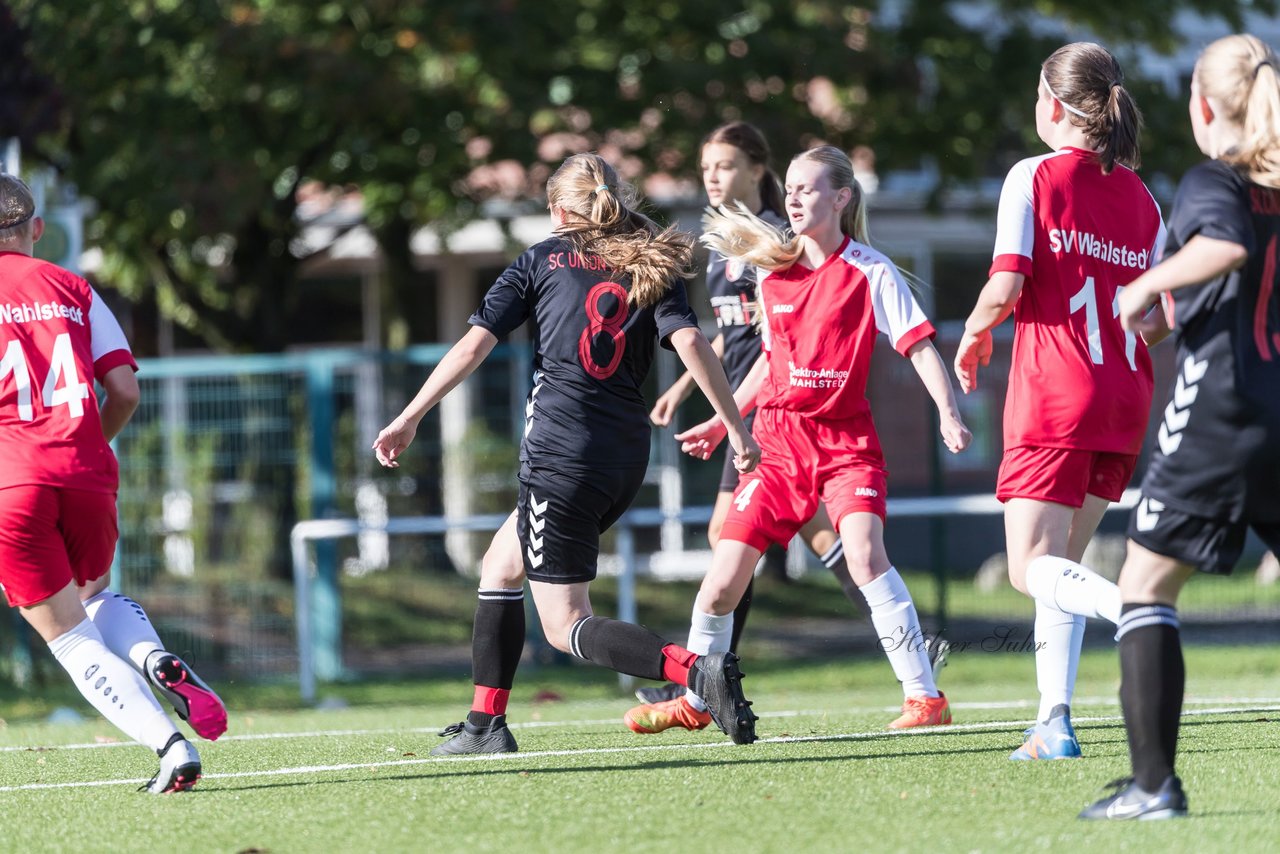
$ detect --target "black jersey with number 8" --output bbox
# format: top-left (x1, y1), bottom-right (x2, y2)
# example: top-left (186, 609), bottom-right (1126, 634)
top-left (470, 236), bottom-right (700, 471)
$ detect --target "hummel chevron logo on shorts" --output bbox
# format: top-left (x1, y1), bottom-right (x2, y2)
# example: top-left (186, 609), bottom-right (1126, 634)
top-left (524, 373), bottom-right (543, 437)
top-left (1157, 355), bottom-right (1208, 456)
top-left (1134, 496), bottom-right (1166, 532)
top-left (526, 492), bottom-right (548, 568)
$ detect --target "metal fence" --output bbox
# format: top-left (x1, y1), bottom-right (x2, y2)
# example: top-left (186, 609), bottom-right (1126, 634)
top-left (1, 336), bottom-right (1275, 690)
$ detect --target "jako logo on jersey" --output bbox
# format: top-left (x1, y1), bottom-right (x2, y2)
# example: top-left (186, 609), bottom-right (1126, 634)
top-left (854, 487), bottom-right (879, 498)
top-left (772, 304), bottom-right (795, 314)
top-left (0, 301), bottom-right (86, 326)
top-left (1046, 229), bottom-right (1151, 270)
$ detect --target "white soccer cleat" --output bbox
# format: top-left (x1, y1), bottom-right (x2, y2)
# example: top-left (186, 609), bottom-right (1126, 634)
top-left (142, 734), bottom-right (202, 794)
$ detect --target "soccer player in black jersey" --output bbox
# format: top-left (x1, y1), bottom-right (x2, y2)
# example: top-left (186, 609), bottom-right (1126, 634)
top-left (1067, 34), bottom-right (1280, 819)
top-left (372, 153), bottom-right (762, 751)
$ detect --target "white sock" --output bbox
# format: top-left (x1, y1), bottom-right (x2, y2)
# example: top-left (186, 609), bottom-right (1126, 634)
top-left (860, 568), bottom-right (937, 698)
top-left (1025, 555), bottom-right (1122, 625)
top-left (83, 591), bottom-right (165, 672)
top-left (683, 608), bottom-right (733, 712)
top-left (1034, 602), bottom-right (1085, 721)
top-left (47, 618), bottom-right (178, 752)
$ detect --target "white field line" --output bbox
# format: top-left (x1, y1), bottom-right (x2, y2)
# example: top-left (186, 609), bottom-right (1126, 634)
top-left (1, 702), bottom-right (1278, 793)
top-left (2, 694), bottom-right (1276, 755)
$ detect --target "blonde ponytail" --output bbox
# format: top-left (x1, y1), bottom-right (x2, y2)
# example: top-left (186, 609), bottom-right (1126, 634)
top-left (700, 201), bottom-right (802, 272)
top-left (546, 153), bottom-right (695, 308)
top-left (1196, 34), bottom-right (1280, 189)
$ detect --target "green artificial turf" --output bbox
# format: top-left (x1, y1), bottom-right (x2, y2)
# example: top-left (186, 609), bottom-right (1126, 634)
top-left (1, 645), bottom-right (1277, 853)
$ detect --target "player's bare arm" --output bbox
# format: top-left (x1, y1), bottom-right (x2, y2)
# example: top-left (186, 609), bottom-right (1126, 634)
top-left (99, 364), bottom-right (140, 442)
top-left (956, 271), bottom-right (1025, 393)
top-left (668, 327), bottom-right (760, 473)
top-left (906, 339), bottom-right (972, 453)
top-left (1117, 235), bottom-right (1250, 335)
top-left (372, 326), bottom-right (498, 468)
top-left (651, 333), bottom-right (725, 426)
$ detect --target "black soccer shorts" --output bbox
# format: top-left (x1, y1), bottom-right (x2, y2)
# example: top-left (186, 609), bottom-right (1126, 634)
top-left (516, 460), bottom-right (646, 584)
top-left (1128, 492), bottom-right (1280, 575)
top-left (1130, 349), bottom-right (1280, 573)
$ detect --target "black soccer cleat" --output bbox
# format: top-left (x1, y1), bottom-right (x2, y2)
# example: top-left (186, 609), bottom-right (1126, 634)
top-left (430, 715), bottom-right (518, 756)
top-left (145, 651), bottom-right (228, 741)
top-left (634, 681), bottom-right (685, 704)
top-left (1078, 775), bottom-right (1188, 820)
top-left (690, 652), bottom-right (757, 745)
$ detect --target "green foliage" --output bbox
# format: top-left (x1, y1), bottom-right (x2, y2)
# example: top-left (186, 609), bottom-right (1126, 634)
top-left (457, 420), bottom-right (520, 514)
top-left (1, 1), bottom-right (1274, 349)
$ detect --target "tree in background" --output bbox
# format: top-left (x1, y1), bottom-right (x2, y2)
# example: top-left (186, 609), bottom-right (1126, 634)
top-left (0, 0), bottom-right (1272, 353)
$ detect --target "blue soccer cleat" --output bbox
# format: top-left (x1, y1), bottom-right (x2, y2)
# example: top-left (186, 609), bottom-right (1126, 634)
top-left (1010, 704), bottom-right (1082, 760)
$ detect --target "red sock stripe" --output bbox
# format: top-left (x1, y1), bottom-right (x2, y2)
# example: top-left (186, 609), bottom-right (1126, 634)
top-left (660, 644), bottom-right (698, 686)
top-left (472, 685), bottom-right (510, 715)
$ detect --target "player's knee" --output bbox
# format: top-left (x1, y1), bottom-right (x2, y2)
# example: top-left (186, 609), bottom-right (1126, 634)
top-left (77, 573), bottom-right (112, 601)
top-left (806, 529), bottom-right (837, 557)
top-left (538, 617), bottom-right (574, 653)
top-left (478, 550), bottom-right (524, 589)
top-left (695, 579), bottom-right (737, 615)
top-left (1006, 562), bottom-right (1030, 595)
top-left (1118, 567), bottom-right (1182, 604)
top-left (842, 543), bottom-right (878, 587)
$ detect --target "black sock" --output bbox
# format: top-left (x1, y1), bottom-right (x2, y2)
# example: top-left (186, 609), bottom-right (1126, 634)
top-left (730, 579), bottom-right (753, 653)
top-left (468, 588), bottom-right (525, 727)
top-left (567, 616), bottom-right (668, 681)
top-left (1117, 603), bottom-right (1184, 791)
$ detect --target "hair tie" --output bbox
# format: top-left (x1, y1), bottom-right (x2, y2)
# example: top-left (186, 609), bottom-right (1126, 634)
top-left (0, 209), bottom-right (34, 230)
top-left (1254, 60), bottom-right (1275, 78)
top-left (1040, 71), bottom-right (1089, 119)
top-left (594, 183), bottom-right (609, 194)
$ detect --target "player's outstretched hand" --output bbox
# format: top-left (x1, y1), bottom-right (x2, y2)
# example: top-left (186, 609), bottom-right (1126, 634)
top-left (649, 388), bottom-right (682, 427)
top-left (940, 412), bottom-right (972, 454)
top-left (674, 417), bottom-right (728, 461)
top-left (954, 329), bottom-right (992, 394)
top-left (372, 417), bottom-right (417, 468)
top-left (1116, 282), bottom-right (1161, 337)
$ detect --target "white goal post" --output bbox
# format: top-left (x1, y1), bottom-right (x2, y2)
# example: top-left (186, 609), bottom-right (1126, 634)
top-left (290, 490), bottom-right (1140, 702)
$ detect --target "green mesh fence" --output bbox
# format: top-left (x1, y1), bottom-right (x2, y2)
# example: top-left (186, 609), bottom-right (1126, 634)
top-left (1, 339), bottom-right (1275, 691)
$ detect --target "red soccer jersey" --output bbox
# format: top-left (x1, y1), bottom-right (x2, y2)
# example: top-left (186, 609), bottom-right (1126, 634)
top-left (0, 252), bottom-right (137, 493)
top-left (757, 236), bottom-right (936, 432)
top-left (991, 148), bottom-right (1165, 454)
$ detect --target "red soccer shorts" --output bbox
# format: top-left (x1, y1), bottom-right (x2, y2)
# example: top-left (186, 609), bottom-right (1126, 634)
top-left (719, 407), bottom-right (888, 552)
top-left (997, 445), bottom-right (1137, 508)
top-left (0, 486), bottom-right (118, 607)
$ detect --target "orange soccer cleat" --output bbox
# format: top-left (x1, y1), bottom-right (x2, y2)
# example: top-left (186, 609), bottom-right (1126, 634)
top-left (624, 695), bottom-right (712, 734)
top-left (887, 691), bottom-right (952, 729)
